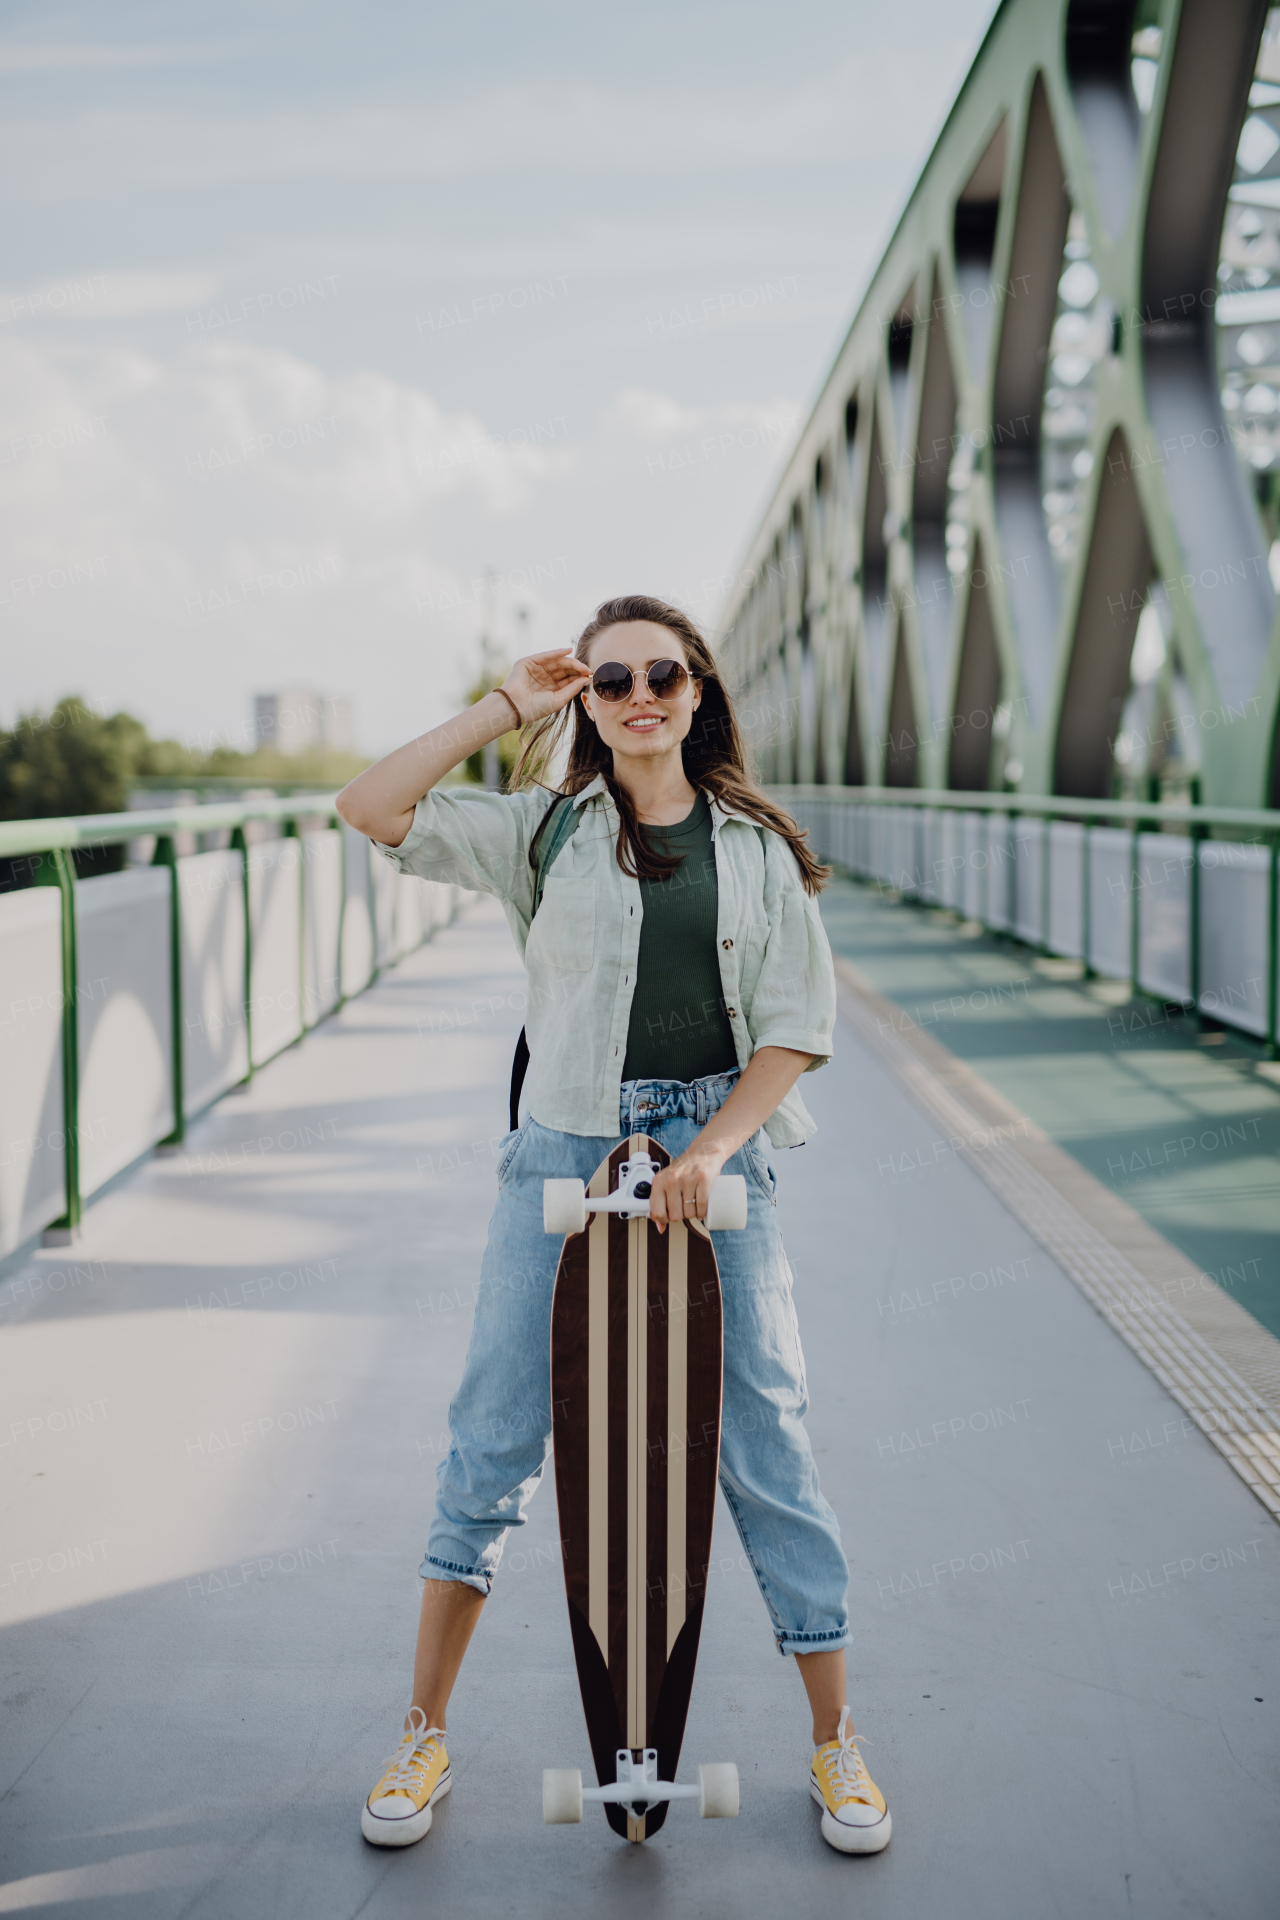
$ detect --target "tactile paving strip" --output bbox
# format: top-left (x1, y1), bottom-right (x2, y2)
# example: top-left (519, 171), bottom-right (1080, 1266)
top-left (834, 957), bottom-right (1280, 1524)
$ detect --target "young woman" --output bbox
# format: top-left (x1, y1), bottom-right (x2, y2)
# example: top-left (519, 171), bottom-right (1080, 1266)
top-left (336, 594), bottom-right (890, 1857)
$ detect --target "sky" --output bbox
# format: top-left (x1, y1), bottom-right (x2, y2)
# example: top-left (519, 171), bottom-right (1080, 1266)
top-left (0, 0), bottom-right (996, 757)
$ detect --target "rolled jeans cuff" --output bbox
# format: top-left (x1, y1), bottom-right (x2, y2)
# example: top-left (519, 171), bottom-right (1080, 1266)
top-left (419, 1552), bottom-right (492, 1596)
top-left (776, 1626), bottom-right (852, 1656)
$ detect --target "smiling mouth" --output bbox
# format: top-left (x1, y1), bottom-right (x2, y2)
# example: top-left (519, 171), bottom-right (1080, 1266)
top-left (623, 714), bottom-right (664, 731)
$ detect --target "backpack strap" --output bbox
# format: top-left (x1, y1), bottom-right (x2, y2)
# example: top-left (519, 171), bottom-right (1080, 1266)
top-left (530, 793), bottom-right (582, 919)
top-left (509, 794), bottom-right (582, 1131)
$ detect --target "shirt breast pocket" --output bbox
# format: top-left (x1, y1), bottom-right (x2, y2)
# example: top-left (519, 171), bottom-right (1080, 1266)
top-left (527, 876), bottom-right (597, 972)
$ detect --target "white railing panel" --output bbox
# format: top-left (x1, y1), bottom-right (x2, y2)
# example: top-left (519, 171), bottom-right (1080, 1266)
top-left (888, 807), bottom-right (912, 891)
top-left (1047, 822), bottom-right (1084, 960)
top-left (822, 800), bottom-right (839, 869)
top-left (249, 838), bottom-right (304, 1068)
top-left (793, 798), bottom-right (815, 860)
top-left (1136, 833), bottom-right (1193, 1003)
top-left (854, 805), bottom-right (870, 875)
top-left (76, 868), bottom-right (173, 1198)
top-left (839, 799), bottom-right (856, 872)
top-left (939, 811), bottom-right (962, 910)
top-left (862, 806), bottom-right (880, 883)
top-left (371, 842), bottom-right (399, 966)
top-left (864, 804), bottom-right (879, 878)
top-left (0, 889), bottom-right (67, 1256)
top-left (908, 807), bottom-right (926, 892)
top-left (962, 813), bottom-right (984, 920)
top-left (1013, 819), bottom-right (1044, 945)
top-left (885, 807), bottom-right (901, 888)
top-left (829, 800), bottom-right (843, 870)
top-left (302, 830), bottom-right (342, 1027)
top-left (985, 815), bottom-right (1014, 930)
top-left (860, 806), bottom-right (878, 882)
top-left (395, 875), bottom-right (427, 957)
top-left (884, 807), bottom-right (900, 887)
top-left (1199, 842), bottom-right (1269, 1037)
top-left (342, 827), bottom-right (375, 996)
top-left (1087, 828), bottom-right (1132, 980)
top-left (180, 849), bottom-right (249, 1115)
top-left (917, 810), bottom-right (941, 903)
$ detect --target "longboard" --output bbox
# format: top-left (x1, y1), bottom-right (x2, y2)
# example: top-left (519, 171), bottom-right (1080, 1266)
top-left (549, 1133), bottom-right (725, 1842)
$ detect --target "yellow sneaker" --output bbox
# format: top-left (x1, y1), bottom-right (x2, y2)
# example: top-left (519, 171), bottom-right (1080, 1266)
top-left (361, 1707), bottom-right (451, 1847)
top-left (810, 1705), bottom-right (891, 1854)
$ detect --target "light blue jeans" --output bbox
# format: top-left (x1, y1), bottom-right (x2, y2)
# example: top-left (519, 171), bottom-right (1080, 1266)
top-left (423, 1070), bottom-right (851, 1654)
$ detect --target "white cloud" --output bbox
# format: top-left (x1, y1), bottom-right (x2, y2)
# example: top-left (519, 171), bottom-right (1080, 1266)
top-left (1, 335), bottom-right (792, 752)
top-left (0, 338), bottom-right (581, 745)
top-left (608, 388), bottom-right (798, 445)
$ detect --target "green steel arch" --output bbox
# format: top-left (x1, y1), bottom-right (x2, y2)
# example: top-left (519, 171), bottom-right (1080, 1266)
top-left (718, 0), bottom-right (1280, 809)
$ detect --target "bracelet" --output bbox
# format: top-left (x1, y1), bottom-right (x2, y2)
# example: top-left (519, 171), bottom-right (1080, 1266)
top-left (493, 686), bottom-right (524, 731)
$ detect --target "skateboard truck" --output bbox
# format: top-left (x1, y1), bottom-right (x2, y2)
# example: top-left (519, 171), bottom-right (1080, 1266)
top-left (543, 1156), bottom-right (748, 1235)
top-left (542, 1750), bottom-right (739, 1824)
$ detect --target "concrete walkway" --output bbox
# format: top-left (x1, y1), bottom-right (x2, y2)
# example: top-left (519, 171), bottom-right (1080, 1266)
top-left (1, 896), bottom-right (1277, 1918)
top-left (820, 875), bottom-right (1280, 1339)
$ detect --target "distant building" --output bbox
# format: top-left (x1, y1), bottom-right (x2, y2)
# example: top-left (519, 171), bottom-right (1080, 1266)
top-left (254, 690), bottom-right (355, 755)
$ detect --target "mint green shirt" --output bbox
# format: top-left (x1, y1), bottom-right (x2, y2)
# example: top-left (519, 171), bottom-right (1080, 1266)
top-left (374, 773), bottom-right (835, 1147)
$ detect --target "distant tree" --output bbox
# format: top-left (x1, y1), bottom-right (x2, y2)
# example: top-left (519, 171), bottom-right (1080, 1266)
top-left (0, 698), bottom-right (151, 820)
top-left (0, 698), bottom-right (369, 820)
top-left (0, 697), bottom-right (370, 886)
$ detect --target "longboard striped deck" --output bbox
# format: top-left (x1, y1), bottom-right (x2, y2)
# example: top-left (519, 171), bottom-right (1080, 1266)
top-left (550, 1133), bottom-right (724, 1842)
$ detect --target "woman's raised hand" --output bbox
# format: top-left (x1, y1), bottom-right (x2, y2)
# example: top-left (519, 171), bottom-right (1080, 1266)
top-left (501, 648), bottom-right (592, 725)
top-left (335, 646), bottom-right (592, 850)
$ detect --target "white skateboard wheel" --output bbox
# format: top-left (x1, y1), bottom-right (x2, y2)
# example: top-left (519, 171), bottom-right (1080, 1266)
top-left (704, 1175), bottom-right (748, 1231)
top-left (543, 1179), bottom-right (587, 1236)
top-left (543, 1767), bottom-right (583, 1823)
top-left (698, 1762), bottom-right (739, 1818)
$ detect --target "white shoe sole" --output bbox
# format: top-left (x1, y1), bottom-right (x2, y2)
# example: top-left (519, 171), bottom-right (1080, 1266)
top-left (361, 1771), bottom-right (451, 1847)
top-left (810, 1778), bottom-right (891, 1854)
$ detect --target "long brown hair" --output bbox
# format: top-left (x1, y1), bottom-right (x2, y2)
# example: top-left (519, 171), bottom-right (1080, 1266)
top-left (511, 594), bottom-right (829, 895)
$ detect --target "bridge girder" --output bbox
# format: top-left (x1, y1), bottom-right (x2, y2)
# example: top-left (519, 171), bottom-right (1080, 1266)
top-left (717, 0), bottom-right (1280, 808)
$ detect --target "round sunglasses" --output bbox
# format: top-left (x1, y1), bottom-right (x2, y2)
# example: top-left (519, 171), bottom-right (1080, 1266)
top-left (588, 657), bottom-right (690, 703)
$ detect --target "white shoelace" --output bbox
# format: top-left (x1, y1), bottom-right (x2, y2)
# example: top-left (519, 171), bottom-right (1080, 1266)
top-left (379, 1706), bottom-right (446, 1797)
top-left (821, 1704), bottom-right (873, 1804)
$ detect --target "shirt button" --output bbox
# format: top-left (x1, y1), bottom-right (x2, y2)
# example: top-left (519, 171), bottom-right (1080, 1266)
top-left (722, 938), bottom-right (733, 950)
top-left (727, 1008), bottom-right (737, 1018)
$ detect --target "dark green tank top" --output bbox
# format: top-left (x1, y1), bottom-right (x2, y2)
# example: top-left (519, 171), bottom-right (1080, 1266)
top-left (620, 791), bottom-right (740, 1085)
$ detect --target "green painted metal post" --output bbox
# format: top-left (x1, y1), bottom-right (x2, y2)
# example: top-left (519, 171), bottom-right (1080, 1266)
top-left (231, 824), bottom-right (253, 1081)
top-left (1267, 837), bottom-right (1278, 1059)
top-left (1081, 823), bottom-right (1093, 977)
top-left (335, 815), bottom-right (348, 1010)
top-left (367, 823), bottom-right (380, 987)
top-left (1189, 819), bottom-right (1205, 1022)
top-left (285, 817), bottom-right (306, 1036)
top-left (1130, 819), bottom-right (1141, 995)
top-left (152, 835), bottom-right (185, 1145)
top-left (33, 847), bottom-right (81, 1234)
